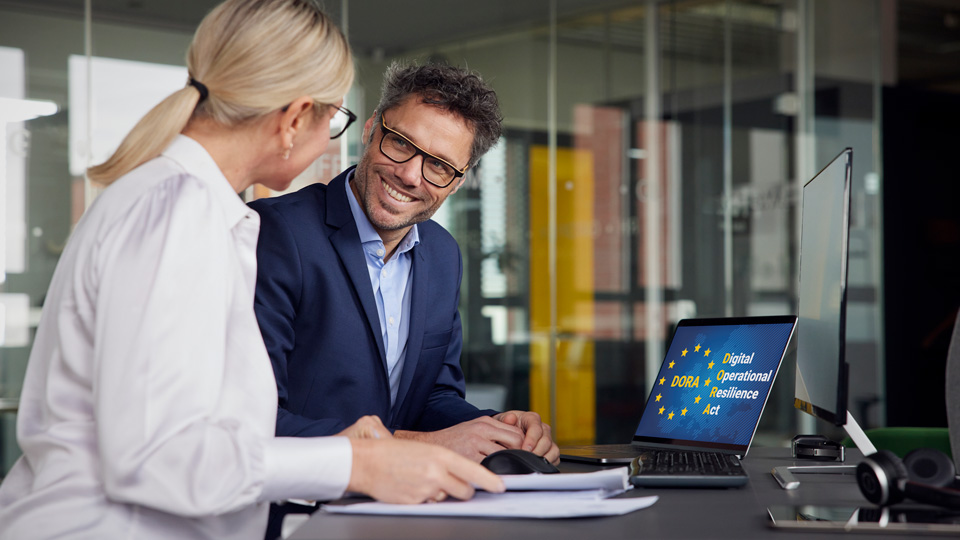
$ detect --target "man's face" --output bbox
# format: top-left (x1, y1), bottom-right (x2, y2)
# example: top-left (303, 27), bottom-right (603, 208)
top-left (352, 96), bottom-right (473, 237)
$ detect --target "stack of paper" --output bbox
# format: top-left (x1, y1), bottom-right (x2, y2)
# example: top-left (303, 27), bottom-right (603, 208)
top-left (321, 468), bottom-right (658, 519)
top-left (499, 466), bottom-right (631, 491)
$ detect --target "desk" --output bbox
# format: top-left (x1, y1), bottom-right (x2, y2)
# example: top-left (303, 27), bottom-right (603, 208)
top-left (289, 448), bottom-right (928, 539)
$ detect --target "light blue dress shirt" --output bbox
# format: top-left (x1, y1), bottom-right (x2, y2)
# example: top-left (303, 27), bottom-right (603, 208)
top-left (345, 172), bottom-right (419, 406)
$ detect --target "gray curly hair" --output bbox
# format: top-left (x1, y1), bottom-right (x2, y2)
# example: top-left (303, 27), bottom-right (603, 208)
top-left (373, 62), bottom-right (503, 169)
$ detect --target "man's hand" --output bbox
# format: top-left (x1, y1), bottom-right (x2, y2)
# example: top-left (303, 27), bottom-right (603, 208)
top-left (492, 410), bottom-right (560, 464)
top-left (336, 415), bottom-right (393, 440)
top-left (394, 416), bottom-right (525, 462)
top-left (348, 439), bottom-right (505, 504)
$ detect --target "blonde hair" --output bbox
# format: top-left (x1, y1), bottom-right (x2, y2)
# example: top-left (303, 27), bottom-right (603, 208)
top-left (87, 0), bottom-right (353, 184)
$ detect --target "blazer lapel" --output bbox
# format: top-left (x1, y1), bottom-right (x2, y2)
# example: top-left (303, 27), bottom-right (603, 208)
top-left (392, 243), bottom-right (428, 418)
top-left (326, 170), bottom-right (388, 372)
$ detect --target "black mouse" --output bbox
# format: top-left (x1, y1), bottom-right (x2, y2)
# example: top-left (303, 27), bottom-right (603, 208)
top-left (480, 449), bottom-right (560, 474)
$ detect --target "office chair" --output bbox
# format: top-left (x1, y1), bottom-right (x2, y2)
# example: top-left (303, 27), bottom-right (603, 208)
top-left (947, 308), bottom-right (960, 471)
top-left (843, 427), bottom-right (951, 459)
top-left (842, 309), bottom-right (959, 465)
top-left (851, 310), bottom-right (960, 510)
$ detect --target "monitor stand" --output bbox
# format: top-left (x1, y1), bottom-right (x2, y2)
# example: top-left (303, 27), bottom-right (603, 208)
top-left (771, 411), bottom-right (877, 490)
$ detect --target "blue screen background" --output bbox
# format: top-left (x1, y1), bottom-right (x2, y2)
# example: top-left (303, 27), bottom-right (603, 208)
top-left (633, 323), bottom-right (794, 447)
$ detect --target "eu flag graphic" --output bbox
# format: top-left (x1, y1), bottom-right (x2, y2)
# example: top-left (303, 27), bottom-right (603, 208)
top-left (633, 322), bottom-right (794, 447)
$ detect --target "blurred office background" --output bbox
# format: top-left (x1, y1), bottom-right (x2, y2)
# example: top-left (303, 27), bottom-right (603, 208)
top-left (1, 0), bottom-right (958, 473)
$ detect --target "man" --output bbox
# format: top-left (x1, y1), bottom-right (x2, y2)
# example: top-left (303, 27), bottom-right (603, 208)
top-left (251, 63), bottom-right (558, 465)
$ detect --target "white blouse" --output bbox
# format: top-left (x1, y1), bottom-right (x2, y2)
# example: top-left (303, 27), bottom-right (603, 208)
top-left (0, 136), bottom-right (351, 540)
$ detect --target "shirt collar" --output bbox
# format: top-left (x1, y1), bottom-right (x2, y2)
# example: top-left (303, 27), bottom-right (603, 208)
top-left (162, 134), bottom-right (254, 228)
top-left (344, 170), bottom-right (420, 255)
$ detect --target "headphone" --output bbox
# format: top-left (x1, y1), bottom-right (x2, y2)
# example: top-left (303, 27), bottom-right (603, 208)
top-left (856, 448), bottom-right (960, 509)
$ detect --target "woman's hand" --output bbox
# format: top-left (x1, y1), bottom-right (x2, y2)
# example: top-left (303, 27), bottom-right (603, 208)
top-left (347, 438), bottom-right (505, 504)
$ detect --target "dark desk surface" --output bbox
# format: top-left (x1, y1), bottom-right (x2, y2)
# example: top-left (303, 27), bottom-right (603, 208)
top-left (289, 448), bottom-right (933, 539)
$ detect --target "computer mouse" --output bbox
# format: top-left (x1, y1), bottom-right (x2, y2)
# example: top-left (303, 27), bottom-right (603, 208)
top-left (480, 449), bottom-right (560, 475)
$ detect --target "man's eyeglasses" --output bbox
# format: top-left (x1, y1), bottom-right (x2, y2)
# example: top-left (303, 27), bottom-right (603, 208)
top-left (378, 115), bottom-right (467, 188)
top-left (329, 105), bottom-right (357, 139)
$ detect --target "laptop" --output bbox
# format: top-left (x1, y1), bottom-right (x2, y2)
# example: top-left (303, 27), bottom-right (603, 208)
top-left (560, 315), bottom-right (797, 487)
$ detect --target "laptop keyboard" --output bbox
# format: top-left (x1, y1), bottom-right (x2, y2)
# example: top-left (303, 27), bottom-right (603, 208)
top-left (632, 449), bottom-right (745, 476)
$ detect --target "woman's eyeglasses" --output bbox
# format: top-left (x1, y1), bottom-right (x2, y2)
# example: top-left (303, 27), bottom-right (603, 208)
top-left (329, 105), bottom-right (357, 139)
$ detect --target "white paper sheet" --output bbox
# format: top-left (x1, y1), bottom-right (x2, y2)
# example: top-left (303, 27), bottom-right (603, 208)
top-left (499, 466), bottom-right (631, 491)
top-left (321, 489), bottom-right (658, 519)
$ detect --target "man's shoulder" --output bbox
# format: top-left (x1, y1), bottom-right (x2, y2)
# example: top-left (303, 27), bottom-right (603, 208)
top-left (249, 168), bottom-right (352, 218)
top-left (248, 181), bottom-right (328, 214)
top-left (417, 220), bottom-right (460, 258)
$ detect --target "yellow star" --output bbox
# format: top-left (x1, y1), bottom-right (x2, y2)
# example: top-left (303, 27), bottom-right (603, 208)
top-left (681, 407), bottom-right (688, 416)
top-left (658, 406), bottom-right (665, 415)
top-left (668, 411), bottom-right (675, 419)
top-left (659, 377), bottom-right (665, 385)
top-left (704, 379), bottom-right (711, 386)
top-left (655, 393), bottom-right (662, 402)
top-left (694, 344), bottom-right (701, 352)
top-left (707, 361), bottom-right (714, 369)
top-left (668, 360), bottom-right (675, 369)
top-left (681, 348), bottom-right (688, 357)
top-left (694, 395), bottom-right (701, 403)
top-left (704, 348), bottom-right (711, 357)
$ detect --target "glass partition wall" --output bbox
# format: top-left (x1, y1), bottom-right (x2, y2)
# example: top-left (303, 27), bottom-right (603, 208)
top-left (0, 0), bottom-right (885, 471)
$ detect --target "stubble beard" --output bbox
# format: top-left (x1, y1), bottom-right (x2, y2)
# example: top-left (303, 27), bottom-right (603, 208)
top-left (355, 159), bottom-right (444, 232)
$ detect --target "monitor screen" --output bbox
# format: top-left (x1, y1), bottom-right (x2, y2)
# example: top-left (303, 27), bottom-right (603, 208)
top-left (632, 316), bottom-right (796, 453)
top-left (795, 148), bottom-right (852, 426)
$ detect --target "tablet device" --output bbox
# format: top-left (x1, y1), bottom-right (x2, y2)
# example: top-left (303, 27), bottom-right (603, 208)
top-left (767, 505), bottom-right (960, 535)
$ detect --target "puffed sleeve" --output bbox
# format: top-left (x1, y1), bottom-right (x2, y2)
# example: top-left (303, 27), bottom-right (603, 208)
top-left (89, 176), bottom-right (348, 515)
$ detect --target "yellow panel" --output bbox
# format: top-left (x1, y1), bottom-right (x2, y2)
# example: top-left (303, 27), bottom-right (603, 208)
top-left (529, 145), bottom-right (596, 445)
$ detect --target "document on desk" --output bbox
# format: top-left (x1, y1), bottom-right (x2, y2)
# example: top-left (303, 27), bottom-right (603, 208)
top-left (321, 469), bottom-right (658, 519)
top-left (322, 489), bottom-right (658, 519)
top-left (500, 466), bottom-right (631, 491)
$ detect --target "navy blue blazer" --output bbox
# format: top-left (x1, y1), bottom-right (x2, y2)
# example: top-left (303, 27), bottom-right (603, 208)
top-left (250, 167), bottom-right (493, 437)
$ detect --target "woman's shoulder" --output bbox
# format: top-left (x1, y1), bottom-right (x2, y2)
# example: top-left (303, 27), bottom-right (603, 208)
top-left (80, 157), bottom-right (219, 240)
top-left (110, 155), bottom-right (211, 204)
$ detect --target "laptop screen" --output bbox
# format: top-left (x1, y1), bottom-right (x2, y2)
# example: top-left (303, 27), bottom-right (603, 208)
top-left (632, 316), bottom-right (796, 454)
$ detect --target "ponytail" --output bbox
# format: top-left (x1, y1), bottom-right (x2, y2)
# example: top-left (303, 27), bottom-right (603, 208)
top-left (86, 85), bottom-right (203, 185)
top-left (85, 0), bottom-right (353, 186)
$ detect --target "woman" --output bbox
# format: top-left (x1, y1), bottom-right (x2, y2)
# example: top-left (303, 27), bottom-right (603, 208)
top-left (0, 1), bottom-right (502, 538)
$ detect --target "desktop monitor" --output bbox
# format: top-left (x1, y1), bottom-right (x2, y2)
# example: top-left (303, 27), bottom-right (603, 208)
top-left (773, 148), bottom-right (876, 490)
top-left (794, 148), bottom-right (852, 427)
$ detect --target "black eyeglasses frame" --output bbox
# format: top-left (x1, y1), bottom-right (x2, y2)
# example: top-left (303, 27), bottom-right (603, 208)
top-left (329, 105), bottom-right (356, 140)
top-left (279, 102), bottom-right (356, 140)
top-left (378, 115), bottom-right (467, 189)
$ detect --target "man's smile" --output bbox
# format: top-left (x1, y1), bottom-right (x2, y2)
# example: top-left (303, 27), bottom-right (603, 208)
top-left (381, 179), bottom-right (414, 203)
